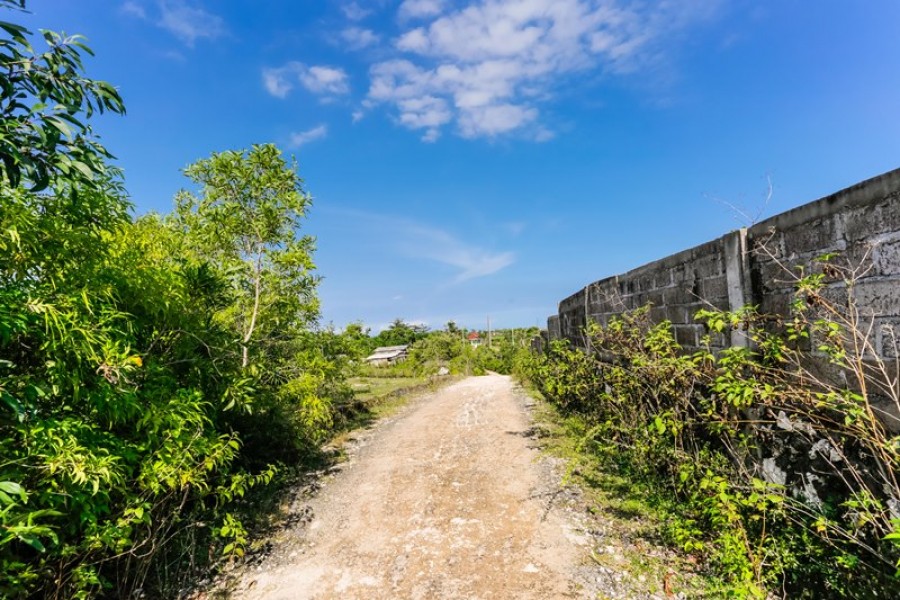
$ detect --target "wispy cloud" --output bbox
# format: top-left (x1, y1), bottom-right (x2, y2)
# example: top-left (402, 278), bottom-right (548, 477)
top-left (120, 1), bottom-right (146, 19)
top-left (399, 0), bottom-right (446, 20)
top-left (120, 1), bottom-right (226, 47)
top-left (289, 124), bottom-right (328, 148)
top-left (342, 2), bottom-right (373, 21)
top-left (158, 1), bottom-right (226, 47)
top-left (366, 0), bottom-right (720, 140)
top-left (263, 62), bottom-right (350, 99)
top-left (332, 208), bottom-right (515, 283)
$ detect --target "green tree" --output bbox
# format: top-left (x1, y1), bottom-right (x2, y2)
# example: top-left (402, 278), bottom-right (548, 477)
top-left (0, 0), bottom-right (125, 190)
top-left (341, 321), bottom-right (374, 360)
top-left (172, 144), bottom-right (319, 369)
top-left (373, 318), bottom-right (429, 347)
top-left (0, 5), bottom-right (340, 596)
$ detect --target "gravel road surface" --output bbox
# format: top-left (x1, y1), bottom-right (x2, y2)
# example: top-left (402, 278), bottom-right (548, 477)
top-left (236, 374), bottom-right (589, 599)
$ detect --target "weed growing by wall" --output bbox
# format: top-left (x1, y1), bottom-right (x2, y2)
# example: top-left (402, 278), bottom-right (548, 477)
top-left (520, 256), bottom-right (900, 598)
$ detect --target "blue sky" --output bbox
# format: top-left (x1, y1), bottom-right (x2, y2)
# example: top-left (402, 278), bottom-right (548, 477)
top-left (19, 1), bottom-right (900, 331)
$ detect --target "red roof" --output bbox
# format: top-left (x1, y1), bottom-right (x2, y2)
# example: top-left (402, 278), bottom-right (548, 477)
top-left (467, 331), bottom-right (480, 340)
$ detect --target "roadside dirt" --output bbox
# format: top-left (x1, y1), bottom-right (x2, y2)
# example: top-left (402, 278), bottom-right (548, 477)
top-left (223, 374), bottom-right (594, 599)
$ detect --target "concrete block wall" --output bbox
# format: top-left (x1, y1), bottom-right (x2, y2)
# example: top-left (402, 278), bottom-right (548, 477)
top-left (550, 167), bottom-right (900, 361)
top-left (746, 171), bottom-right (900, 360)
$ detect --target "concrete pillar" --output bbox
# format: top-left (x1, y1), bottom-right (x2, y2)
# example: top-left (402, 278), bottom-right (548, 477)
top-left (724, 228), bottom-right (751, 347)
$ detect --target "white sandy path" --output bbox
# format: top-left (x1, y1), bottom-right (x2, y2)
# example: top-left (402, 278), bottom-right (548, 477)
top-left (240, 374), bottom-right (586, 600)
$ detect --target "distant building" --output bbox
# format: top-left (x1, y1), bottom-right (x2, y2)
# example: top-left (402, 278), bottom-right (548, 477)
top-left (364, 345), bottom-right (409, 365)
top-left (467, 331), bottom-right (481, 347)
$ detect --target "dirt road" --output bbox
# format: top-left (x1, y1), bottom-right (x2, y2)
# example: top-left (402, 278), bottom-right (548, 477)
top-left (235, 375), bottom-right (589, 599)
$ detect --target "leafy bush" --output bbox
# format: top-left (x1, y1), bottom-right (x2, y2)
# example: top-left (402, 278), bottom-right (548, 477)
top-left (0, 11), bottom-right (338, 591)
top-left (520, 268), bottom-right (900, 598)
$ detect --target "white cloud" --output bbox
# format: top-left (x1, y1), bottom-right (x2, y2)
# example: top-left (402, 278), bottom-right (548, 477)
top-left (533, 127), bottom-right (555, 142)
top-left (396, 27), bottom-right (430, 52)
top-left (263, 62), bottom-right (350, 98)
top-left (289, 124), bottom-right (328, 148)
top-left (397, 95), bottom-right (452, 129)
top-left (262, 69), bottom-right (291, 99)
top-left (368, 0), bottom-right (720, 140)
top-left (119, 1), bottom-right (226, 47)
top-left (342, 26), bottom-right (380, 49)
top-left (120, 1), bottom-right (146, 19)
top-left (458, 103), bottom-right (536, 137)
top-left (342, 2), bottom-right (373, 21)
top-left (421, 128), bottom-right (440, 143)
top-left (302, 66), bottom-right (351, 94)
top-left (157, 1), bottom-right (226, 47)
top-left (399, 0), bottom-right (446, 20)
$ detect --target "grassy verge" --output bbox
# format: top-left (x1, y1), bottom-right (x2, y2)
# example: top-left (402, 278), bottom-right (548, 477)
top-left (349, 374), bottom-right (427, 402)
top-left (526, 388), bottom-right (715, 598)
top-left (332, 372), bottom-right (459, 440)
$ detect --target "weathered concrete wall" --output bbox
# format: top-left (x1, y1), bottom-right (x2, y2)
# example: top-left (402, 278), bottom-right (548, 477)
top-left (746, 171), bottom-right (900, 359)
top-left (546, 168), bottom-right (900, 523)
top-left (550, 168), bottom-right (900, 360)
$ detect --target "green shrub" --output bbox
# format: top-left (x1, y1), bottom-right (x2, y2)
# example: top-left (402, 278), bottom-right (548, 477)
top-left (521, 273), bottom-right (900, 598)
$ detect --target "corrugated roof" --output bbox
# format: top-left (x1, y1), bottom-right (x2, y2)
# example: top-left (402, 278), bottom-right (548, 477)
top-left (371, 345), bottom-right (409, 353)
top-left (365, 345), bottom-right (409, 362)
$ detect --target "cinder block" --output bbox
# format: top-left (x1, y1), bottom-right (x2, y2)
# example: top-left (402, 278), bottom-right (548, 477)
top-left (844, 195), bottom-right (900, 241)
top-left (669, 263), bottom-right (688, 285)
top-left (781, 217), bottom-right (843, 257)
top-left (639, 272), bottom-right (659, 292)
top-left (619, 279), bottom-right (636, 295)
top-left (656, 270), bottom-right (673, 288)
top-left (664, 285), bottom-right (695, 305)
top-left (873, 238), bottom-right (900, 276)
top-left (851, 280), bottom-right (900, 317)
top-left (674, 325), bottom-right (704, 348)
top-left (645, 289), bottom-right (666, 306)
top-left (758, 292), bottom-right (795, 319)
top-left (693, 252), bottom-right (725, 279)
top-left (709, 331), bottom-right (729, 349)
top-left (750, 230), bottom-right (785, 260)
top-left (836, 240), bottom-right (880, 280)
top-left (666, 305), bottom-right (693, 325)
top-left (682, 302), bottom-right (709, 324)
top-left (589, 283), bottom-right (624, 314)
top-left (756, 258), bottom-right (802, 295)
top-left (879, 319), bottom-right (900, 358)
top-left (649, 306), bottom-right (669, 323)
top-left (701, 276), bottom-right (729, 302)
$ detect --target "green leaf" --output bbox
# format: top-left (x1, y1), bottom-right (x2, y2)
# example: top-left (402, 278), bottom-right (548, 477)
top-left (17, 533), bottom-right (46, 553)
top-left (0, 481), bottom-right (26, 502)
